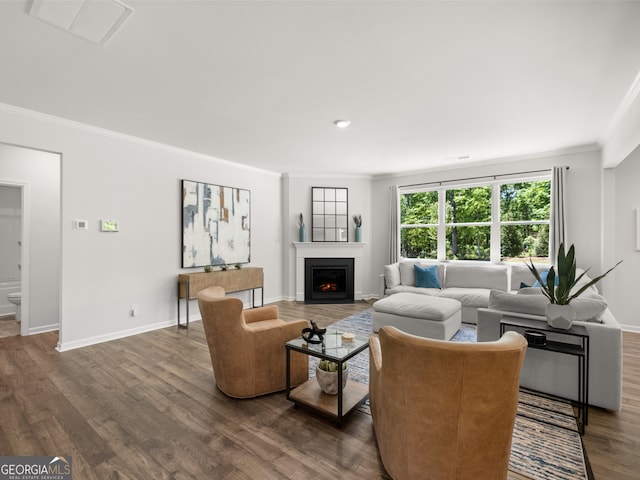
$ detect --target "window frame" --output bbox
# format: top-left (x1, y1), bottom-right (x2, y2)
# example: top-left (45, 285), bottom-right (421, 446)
top-left (399, 174), bottom-right (551, 263)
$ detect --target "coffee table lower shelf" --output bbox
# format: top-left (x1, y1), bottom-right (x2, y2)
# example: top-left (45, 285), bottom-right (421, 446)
top-left (289, 379), bottom-right (368, 423)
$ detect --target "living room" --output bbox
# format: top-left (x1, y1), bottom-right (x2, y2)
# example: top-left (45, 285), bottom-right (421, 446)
top-left (1, 1), bottom-right (640, 478)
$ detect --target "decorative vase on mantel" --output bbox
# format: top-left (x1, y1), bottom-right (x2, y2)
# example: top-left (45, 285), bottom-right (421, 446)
top-left (354, 226), bottom-right (362, 243)
top-left (545, 303), bottom-right (576, 330)
top-left (299, 225), bottom-right (306, 242)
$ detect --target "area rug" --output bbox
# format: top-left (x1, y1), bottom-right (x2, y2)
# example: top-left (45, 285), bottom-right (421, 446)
top-left (308, 309), bottom-right (592, 480)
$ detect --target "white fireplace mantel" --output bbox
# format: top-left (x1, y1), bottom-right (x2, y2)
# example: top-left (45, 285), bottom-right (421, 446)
top-left (293, 242), bottom-right (365, 302)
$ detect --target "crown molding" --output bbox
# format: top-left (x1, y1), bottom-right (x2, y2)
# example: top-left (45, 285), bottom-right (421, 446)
top-left (282, 172), bottom-right (372, 180)
top-left (0, 102), bottom-right (280, 177)
top-left (602, 67), bottom-right (640, 145)
top-left (372, 144), bottom-right (600, 182)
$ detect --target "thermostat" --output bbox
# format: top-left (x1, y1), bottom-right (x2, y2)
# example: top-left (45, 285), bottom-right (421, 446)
top-left (101, 220), bottom-right (119, 232)
top-left (74, 220), bottom-right (89, 230)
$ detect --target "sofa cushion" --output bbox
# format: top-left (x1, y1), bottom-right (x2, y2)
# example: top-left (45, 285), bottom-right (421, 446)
top-left (510, 263), bottom-right (548, 291)
top-left (385, 285), bottom-right (441, 296)
top-left (373, 293), bottom-right (461, 321)
top-left (572, 295), bottom-right (608, 323)
top-left (399, 260), bottom-right (444, 287)
top-left (533, 270), bottom-right (559, 287)
top-left (414, 264), bottom-right (441, 289)
top-left (445, 264), bottom-right (508, 290)
top-left (439, 288), bottom-right (491, 308)
top-left (384, 263), bottom-right (401, 289)
top-left (490, 289), bottom-right (608, 322)
top-left (489, 289), bottom-right (548, 316)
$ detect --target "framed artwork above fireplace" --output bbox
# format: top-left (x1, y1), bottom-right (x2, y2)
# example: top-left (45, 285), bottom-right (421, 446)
top-left (311, 187), bottom-right (348, 242)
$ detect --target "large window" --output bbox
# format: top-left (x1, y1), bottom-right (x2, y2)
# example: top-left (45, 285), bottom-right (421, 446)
top-left (400, 178), bottom-right (551, 263)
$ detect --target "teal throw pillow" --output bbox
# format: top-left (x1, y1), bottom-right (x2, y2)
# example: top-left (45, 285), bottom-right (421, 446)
top-left (414, 264), bottom-right (441, 289)
top-left (533, 270), bottom-right (559, 287)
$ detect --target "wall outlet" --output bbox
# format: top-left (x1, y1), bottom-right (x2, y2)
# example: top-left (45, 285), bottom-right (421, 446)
top-left (131, 304), bottom-right (138, 317)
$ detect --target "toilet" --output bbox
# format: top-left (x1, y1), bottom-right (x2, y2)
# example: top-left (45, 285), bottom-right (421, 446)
top-left (7, 292), bottom-right (21, 322)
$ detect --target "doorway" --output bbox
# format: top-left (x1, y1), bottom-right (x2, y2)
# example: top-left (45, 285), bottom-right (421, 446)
top-left (0, 142), bottom-right (61, 339)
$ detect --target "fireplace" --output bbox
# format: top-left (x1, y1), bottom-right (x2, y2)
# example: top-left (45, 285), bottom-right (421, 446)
top-left (304, 257), bottom-right (355, 304)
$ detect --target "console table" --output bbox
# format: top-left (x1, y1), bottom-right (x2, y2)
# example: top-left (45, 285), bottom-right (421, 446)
top-left (500, 316), bottom-right (589, 434)
top-left (177, 267), bottom-right (264, 328)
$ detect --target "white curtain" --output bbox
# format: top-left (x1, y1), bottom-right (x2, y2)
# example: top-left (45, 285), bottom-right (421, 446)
top-left (550, 166), bottom-right (568, 265)
top-left (389, 185), bottom-right (399, 264)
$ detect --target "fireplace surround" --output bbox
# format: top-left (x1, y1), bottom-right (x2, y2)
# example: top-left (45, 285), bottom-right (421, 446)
top-left (293, 242), bottom-right (365, 302)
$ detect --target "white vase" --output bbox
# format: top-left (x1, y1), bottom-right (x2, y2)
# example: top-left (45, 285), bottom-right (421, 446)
top-left (545, 303), bottom-right (576, 330)
top-left (315, 365), bottom-right (349, 395)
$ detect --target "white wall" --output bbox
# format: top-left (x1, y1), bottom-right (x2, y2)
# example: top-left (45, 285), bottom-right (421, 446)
top-left (612, 145), bottom-right (640, 331)
top-left (0, 143), bottom-right (61, 333)
top-left (0, 106), bottom-right (282, 350)
top-left (369, 148), bottom-right (605, 298)
top-left (282, 174), bottom-right (372, 300)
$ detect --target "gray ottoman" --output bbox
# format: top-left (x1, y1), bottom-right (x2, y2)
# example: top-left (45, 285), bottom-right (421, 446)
top-left (372, 293), bottom-right (462, 340)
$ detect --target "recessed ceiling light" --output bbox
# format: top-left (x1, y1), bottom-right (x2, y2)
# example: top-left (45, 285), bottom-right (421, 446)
top-left (334, 120), bottom-right (351, 128)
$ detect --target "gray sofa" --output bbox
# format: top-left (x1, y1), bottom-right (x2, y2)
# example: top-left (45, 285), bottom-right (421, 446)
top-left (379, 260), bottom-right (512, 324)
top-left (379, 259), bottom-right (623, 411)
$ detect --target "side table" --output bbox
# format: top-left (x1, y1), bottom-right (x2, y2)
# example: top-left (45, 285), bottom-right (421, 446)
top-left (500, 316), bottom-right (589, 434)
top-left (285, 329), bottom-right (369, 425)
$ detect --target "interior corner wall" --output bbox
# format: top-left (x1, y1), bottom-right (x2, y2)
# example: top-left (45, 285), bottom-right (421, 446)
top-left (0, 108), bottom-right (283, 350)
top-left (612, 144), bottom-right (640, 331)
top-left (369, 148), bottom-right (604, 297)
top-left (0, 143), bottom-right (61, 333)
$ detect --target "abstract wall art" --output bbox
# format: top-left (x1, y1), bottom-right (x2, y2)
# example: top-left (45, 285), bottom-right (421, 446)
top-left (182, 180), bottom-right (251, 268)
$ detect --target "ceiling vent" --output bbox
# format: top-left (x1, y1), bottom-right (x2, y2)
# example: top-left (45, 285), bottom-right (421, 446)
top-left (27, 0), bottom-right (134, 46)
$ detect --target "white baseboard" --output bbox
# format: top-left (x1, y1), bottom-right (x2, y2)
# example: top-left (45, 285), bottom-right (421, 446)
top-left (621, 323), bottom-right (640, 333)
top-left (55, 318), bottom-right (199, 352)
top-left (28, 323), bottom-right (59, 335)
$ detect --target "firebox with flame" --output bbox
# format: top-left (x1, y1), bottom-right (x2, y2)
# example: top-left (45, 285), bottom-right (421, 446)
top-left (319, 283), bottom-right (338, 292)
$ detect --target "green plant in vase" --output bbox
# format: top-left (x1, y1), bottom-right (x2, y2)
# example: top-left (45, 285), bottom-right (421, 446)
top-left (316, 359), bottom-right (348, 395)
top-left (526, 243), bottom-right (621, 329)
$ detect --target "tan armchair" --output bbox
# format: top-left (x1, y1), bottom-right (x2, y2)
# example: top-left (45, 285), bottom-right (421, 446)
top-left (196, 286), bottom-right (309, 398)
top-left (370, 326), bottom-right (527, 480)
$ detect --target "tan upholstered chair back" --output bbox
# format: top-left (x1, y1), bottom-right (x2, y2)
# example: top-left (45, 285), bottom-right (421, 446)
top-left (197, 286), bottom-right (308, 398)
top-left (369, 326), bottom-right (527, 480)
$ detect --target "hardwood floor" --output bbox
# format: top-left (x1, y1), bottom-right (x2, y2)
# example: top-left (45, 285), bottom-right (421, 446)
top-left (1, 300), bottom-right (638, 479)
top-left (0, 314), bottom-right (19, 338)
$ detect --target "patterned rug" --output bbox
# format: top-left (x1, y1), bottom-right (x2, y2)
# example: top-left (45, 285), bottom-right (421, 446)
top-left (310, 309), bottom-right (592, 480)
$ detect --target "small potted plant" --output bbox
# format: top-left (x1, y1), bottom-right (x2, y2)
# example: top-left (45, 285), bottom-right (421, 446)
top-left (204, 265), bottom-right (213, 273)
top-left (352, 214), bottom-right (362, 242)
top-left (316, 359), bottom-right (348, 395)
top-left (526, 243), bottom-right (621, 329)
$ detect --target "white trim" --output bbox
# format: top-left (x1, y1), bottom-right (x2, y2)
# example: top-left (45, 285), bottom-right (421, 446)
top-left (621, 324), bottom-right (640, 334)
top-left (0, 179), bottom-right (29, 336)
top-left (602, 67), bottom-right (640, 144)
top-left (374, 144), bottom-right (599, 181)
top-left (56, 318), bottom-right (192, 352)
top-left (0, 102), bottom-right (280, 177)
top-left (27, 323), bottom-right (59, 335)
top-left (636, 208), bottom-right (640, 251)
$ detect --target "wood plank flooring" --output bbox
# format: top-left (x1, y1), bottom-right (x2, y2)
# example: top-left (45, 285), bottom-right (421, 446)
top-left (1, 300), bottom-right (638, 479)
top-left (0, 314), bottom-right (19, 337)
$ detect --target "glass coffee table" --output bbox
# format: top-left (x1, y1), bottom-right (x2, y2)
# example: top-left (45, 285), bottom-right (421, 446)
top-left (285, 329), bottom-right (369, 425)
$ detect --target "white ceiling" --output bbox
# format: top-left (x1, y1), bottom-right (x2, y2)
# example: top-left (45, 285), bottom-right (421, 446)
top-left (1, 1), bottom-right (640, 176)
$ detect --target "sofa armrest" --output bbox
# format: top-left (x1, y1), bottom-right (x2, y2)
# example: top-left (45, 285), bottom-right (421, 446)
top-left (379, 273), bottom-right (386, 298)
